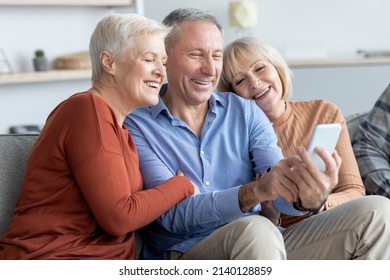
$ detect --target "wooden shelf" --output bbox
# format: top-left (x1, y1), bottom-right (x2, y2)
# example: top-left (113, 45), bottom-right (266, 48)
top-left (0, 0), bottom-right (137, 85)
top-left (2, 57), bottom-right (389, 86)
top-left (288, 56), bottom-right (390, 68)
top-left (0, 69), bottom-right (91, 85)
top-left (0, 0), bottom-right (133, 6)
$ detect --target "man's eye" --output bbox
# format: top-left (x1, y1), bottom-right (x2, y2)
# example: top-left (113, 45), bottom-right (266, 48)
top-left (190, 53), bottom-right (202, 58)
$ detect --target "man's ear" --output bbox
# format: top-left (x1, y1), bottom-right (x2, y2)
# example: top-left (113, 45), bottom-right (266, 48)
top-left (100, 50), bottom-right (115, 74)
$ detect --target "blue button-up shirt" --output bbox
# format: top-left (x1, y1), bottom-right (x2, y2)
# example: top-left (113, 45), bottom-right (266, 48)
top-left (125, 86), bottom-right (299, 259)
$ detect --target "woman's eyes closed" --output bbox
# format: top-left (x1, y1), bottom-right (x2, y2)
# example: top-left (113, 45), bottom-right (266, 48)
top-left (234, 77), bottom-right (245, 86)
top-left (255, 65), bottom-right (265, 72)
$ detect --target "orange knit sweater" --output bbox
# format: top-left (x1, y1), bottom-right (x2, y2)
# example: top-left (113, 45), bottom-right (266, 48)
top-left (0, 93), bottom-right (193, 259)
top-left (273, 100), bottom-right (365, 228)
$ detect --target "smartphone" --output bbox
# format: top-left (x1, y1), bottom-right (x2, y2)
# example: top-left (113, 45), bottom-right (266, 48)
top-left (272, 123), bottom-right (342, 216)
top-left (306, 123), bottom-right (342, 171)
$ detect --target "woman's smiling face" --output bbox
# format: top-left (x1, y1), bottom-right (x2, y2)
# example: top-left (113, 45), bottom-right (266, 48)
top-left (231, 54), bottom-right (284, 119)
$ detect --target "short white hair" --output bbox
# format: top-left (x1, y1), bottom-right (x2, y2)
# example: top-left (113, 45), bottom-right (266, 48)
top-left (89, 13), bottom-right (169, 82)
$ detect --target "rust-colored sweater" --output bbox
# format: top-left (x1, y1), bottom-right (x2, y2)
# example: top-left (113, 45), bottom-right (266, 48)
top-left (0, 93), bottom-right (193, 259)
top-left (273, 100), bottom-right (365, 228)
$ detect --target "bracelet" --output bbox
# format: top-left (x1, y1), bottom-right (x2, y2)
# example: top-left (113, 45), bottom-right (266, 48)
top-left (293, 198), bottom-right (326, 214)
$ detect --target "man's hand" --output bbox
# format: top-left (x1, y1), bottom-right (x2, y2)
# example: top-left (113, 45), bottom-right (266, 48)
top-left (238, 163), bottom-right (300, 212)
top-left (238, 145), bottom-right (341, 213)
top-left (254, 173), bottom-right (281, 225)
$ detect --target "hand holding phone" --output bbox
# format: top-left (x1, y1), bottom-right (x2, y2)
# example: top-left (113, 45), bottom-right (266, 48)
top-left (272, 123), bottom-right (342, 216)
top-left (306, 123), bottom-right (342, 171)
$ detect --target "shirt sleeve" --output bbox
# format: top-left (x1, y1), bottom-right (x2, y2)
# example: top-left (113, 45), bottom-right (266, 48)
top-left (247, 102), bottom-right (307, 216)
top-left (353, 84), bottom-right (390, 198)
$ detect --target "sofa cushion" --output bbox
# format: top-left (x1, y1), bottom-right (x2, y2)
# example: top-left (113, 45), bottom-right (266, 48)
top-left (0, 134), bottom-right (38, 238)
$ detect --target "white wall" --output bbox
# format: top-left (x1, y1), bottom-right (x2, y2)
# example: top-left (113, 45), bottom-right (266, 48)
top-left (0, 0), bottom-right (389, 133)
top-left (0, 5), bottom-right (135, 133)
top-left (291, 65), bottom-right (389, 115)
top-left (143, 0), bottom-right (390, 116)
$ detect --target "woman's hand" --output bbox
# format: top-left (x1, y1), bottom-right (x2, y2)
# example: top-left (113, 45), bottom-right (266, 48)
top-left (177, 169), bottom-right (200, 194)
top-left (291, 146), bottom-right (342, 210)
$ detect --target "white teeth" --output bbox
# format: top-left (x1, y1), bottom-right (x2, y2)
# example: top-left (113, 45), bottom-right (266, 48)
top-left (145, 82), bottom-right (160, 88)
top-left (193, 79), bottom-right (209, 85)
top-left (254, 87), bottom-right (270, 99)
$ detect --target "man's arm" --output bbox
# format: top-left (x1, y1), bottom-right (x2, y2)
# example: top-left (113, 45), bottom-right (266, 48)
top-left (353, 84), bottom-right (390, 198)
top-left (245, 102), bottom-right (312, 216)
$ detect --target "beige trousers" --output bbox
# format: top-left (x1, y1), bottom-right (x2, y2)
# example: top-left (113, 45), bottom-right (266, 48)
top-left (171, 195), bottom-right (390, 260)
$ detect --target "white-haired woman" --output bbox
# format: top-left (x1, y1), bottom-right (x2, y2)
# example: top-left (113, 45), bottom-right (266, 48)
top-left (0, 13), bottom-right (194, 260)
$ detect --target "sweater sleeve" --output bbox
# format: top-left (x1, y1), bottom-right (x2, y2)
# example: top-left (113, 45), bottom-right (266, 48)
top-left (324, 115), bottom-right (365, 210)
top-left (276, 100), bottom-right (365, 227)
top-left (63, 95), bottom-right (194, 236)
top-left (75, 157), bottom-right (194, 236)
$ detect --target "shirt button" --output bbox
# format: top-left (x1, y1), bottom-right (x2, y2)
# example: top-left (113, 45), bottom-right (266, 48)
top-left (200, 150), bottom-right (205, 154)
top-left (205, 181), bottom-right (210, 186)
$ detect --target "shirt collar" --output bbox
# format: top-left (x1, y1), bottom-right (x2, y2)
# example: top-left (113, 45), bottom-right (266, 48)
top-left (151, 84), bottom-right (170, 120)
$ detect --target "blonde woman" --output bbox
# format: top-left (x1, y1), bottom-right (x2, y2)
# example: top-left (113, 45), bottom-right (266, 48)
top-left (219, 36), bottom-right (365, 228)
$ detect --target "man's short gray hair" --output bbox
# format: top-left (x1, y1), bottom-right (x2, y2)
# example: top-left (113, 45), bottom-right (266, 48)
top-left (162, 8), bottom-right (223, 55)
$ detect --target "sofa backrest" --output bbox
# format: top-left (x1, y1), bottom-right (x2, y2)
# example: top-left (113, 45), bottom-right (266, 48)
top-left (346, 111), bottom-right (368, 141)
top-left (0, 134), bottom-right (38, 238)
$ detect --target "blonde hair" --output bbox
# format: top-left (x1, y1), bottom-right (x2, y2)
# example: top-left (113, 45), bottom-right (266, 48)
top-left (219, 37), bottom-right (293, 100)
top-left (89, 13), bottom-right (169, 82)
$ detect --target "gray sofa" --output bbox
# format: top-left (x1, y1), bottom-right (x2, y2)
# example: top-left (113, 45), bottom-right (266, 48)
top-left (0, 134), bottom-right (38, 239)
top-left (0, 112), bottom-right (368, 257)
top-left (0, 133), bottom-right (142, 259)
